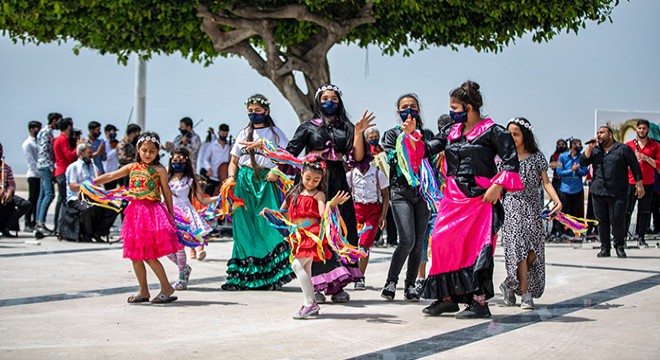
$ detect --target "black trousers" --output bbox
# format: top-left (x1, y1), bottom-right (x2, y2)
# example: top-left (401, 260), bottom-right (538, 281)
top-left (624, 184), bottom-right (654, 238)
top-left (593, 194), bottom-right (627, 250)
top-left (54, 174), bottom-right (67, 231)
top-left (26, 177), bottom-right (41, 226)
top-left (387, 187), bottom-right (430, 288)
top-left (0, 196), bottom-right (32, 231)
top-left (651, 192), bottom-right (660, 232)
top-left (586, 186), bottom-right (597, 235)
top-left (560, 189), bottom-right (584, 235)
top-left (59, 200), bottom-right (118, 241)
top-left (551, 178), bottom-right (563, 236)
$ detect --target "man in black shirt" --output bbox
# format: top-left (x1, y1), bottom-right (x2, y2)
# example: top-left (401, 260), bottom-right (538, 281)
top-left (580, 126), bottom-right (643, 258)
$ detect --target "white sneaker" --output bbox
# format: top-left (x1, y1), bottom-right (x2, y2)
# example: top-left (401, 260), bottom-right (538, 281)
top-left (520, 293), bottom-right (534, 310)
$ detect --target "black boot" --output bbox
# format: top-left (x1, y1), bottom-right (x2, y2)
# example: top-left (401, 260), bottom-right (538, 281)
top-left (1, 228), bottom-right (17, 238)
top-left (597, 248), bottom-right (611, 257)
top-left (615, 247), bottom-right (627, 258)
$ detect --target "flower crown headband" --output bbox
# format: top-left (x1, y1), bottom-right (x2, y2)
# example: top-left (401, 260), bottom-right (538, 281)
top-left (508, 117), bottom-right (534, 131)
top-left (315, 84), bottom-right (342, 98)
top-left (137, 135), bottom-right (161, 147)
top-left (302, 155), bottom-right (327, 174)
top-left (244, 97), bottom-right (270, 107)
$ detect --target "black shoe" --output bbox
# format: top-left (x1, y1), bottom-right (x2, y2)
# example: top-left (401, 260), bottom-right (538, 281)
top-left (422, 300), bottom-right (460, 316)
top-left (597, 249), bottom-right (611, 257)
top-left (615, 247), bottom-right (627, 258)
top-left (1, 228), bottom-right (17, 238)
top-left (639, 239), bottom-right (649, 247)
top-left (381, 282), bottom-right (396, 301)
top-left (404, 286), bottom-right (420, 302)
top-left (34, 229), bottom-right (45, 239)
top-left (455, 301), bottom-right (491, 319)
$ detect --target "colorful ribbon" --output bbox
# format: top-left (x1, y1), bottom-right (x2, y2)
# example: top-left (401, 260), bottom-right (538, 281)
top-left (79, 180), bottom-right (130, 212)
top-left (260, 138), bottom-right (303, 170)
top-left (320, 204), bottom-right (369, 265)
top-left (173, 208), bottom-right (208, 247)
top-left (395, 130), bottom-right (442, 208)
top-left (261, 208), bottom-right (326, 263)
top-left (541, 209), bottom-right (599, 235)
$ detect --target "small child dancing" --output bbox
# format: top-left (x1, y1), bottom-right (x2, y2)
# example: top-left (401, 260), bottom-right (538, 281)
top-left (91, 132), bottom-right (181, 304)
top-left (167, 147), bottom-right (219, 290)
top-left (262, 156), bottom-right (350, 319)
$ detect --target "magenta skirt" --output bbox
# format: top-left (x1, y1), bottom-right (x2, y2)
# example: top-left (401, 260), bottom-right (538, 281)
top-left (121, 199), bottom-right (183, 261)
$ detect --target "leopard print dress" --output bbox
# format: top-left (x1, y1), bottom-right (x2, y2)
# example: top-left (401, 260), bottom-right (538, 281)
top-left (500, 151), bottom-right (547, 298)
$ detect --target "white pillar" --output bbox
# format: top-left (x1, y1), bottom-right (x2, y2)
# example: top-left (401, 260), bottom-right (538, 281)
top-left (134, 57), bottom-right (147, 129)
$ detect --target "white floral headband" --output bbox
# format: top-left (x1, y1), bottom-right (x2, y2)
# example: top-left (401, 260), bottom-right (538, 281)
top-left (508, 117), bottom-right (534, 131)
top-left (137, 136), bottom-right (161, 147)
top-left (244, 97), bottom-right (270, 107)
top-left (315, 84), bottom-right (342, 98)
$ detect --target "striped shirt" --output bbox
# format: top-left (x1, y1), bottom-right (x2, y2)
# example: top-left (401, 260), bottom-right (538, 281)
top-left (1, 161), bottom-right (15, 194)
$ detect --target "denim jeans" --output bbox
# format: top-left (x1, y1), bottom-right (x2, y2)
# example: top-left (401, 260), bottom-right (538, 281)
top-left (36, 168), bottom-right (55, 225)
top-left (386, 187), bottom-right (430, 288)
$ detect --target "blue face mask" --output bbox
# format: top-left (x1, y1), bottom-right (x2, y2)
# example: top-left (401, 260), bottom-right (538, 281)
top-left (575, 146), bottom-right (583, 153)
top-left (368, 139), bottom-right (379, 147)
top-left (109, 132), bottom-right (117, 140)
top-left (82, 157), bottom-right (91, 165)
top-left (399, 108), bottom-right (419, 122)
top-left (248, 112), bottom-right (266, 124)
top-left (449, 110), bottom-right (468, 123)
top-left (171, 162), bottom-right (186, 173)
top-left (219, 135), bottom-right (228, 142)
top-left (321, 100), bottom-right (339, 115)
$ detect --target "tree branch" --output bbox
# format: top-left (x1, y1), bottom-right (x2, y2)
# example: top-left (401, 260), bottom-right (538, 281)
top-left (227, 4), bottom-right (337, 31)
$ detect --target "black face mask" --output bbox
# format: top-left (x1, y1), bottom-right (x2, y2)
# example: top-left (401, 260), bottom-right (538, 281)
top-left (131, 136), bottom-right (139, 146)
top-left (179, 128), bottom-right (189, 136)
top-left (556, 146), bottom-right (567, 153)
top-left (82, 157), bottom-right (92, 165)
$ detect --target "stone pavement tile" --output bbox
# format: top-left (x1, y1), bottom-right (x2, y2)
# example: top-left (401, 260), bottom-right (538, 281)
top-left (1, 234), bottom-right (659, 359)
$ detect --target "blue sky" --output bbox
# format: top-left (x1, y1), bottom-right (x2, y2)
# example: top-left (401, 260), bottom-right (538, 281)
top-left (1, 0), bottom-right (659, 174)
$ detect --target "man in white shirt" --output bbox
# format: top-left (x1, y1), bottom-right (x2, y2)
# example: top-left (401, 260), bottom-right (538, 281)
top-left (200, 124), bottom-right (231, 196)
top-left (61, 144), bottom-right (117, 242)
top-left (22, 121), bottom-right (42, 231)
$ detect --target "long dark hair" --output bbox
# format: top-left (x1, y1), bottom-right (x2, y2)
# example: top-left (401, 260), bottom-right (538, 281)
top-left (396, 93), bottom-right (425, 130)
top-left (312, 84), bottom-right (350, 130)
top-left (245, 94), bottom-right (280, 177)
top-left (508, 117), bottom-right (539, 154)
top-left (285, 155), bottom-right (327, 208)
top-left (135, 132), bottom-right (162, 165)
top-left (168, 147), bottom-right (200, 203)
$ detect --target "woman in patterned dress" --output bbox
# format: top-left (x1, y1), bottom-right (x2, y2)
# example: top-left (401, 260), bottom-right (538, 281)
top-left (499, 117), bottom-right (562, 310)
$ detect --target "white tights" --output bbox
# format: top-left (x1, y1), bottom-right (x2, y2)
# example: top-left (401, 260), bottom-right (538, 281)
top-left (292, 257), bottom-right (315, 306)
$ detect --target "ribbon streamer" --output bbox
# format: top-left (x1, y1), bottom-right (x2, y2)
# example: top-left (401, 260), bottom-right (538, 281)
top-left (542, 209), bottom-right (599, 235)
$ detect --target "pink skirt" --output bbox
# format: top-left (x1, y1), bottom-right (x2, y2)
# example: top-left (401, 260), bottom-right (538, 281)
top-left (121, 199), bottom-right (183, 261)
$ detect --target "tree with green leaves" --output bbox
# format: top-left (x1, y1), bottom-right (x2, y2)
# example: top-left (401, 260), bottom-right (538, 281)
top-left (1, 0), bottom-right (619, 121)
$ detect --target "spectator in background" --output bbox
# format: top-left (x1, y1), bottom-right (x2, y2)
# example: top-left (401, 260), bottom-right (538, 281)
top-left (200, 123), bottom-right (231, 196)
top-left (53, 117), bottom-right (83, 233)
top-left (103, 124), bottom-right (120, 189)
top-left (117, 124), bottom-right (141, 187)
top-left (34, 112), bottom-right (61, 238)
top-left (556, 138), bottom-right (589, 237)
top-left (165, 117), bottom-right (202, 170)
top-left (624, 119), bottom-right (660, 247)
top-left (22, 120), bottom-right (42, 231)
top-left (582, 126), bottom-right (643, 258)
top-left (59, 143), bottom-right (118, 242)
top-left (87, 121), bottom-right (106, 175)
top-left (102, 139), bottom-right (120, 190)
top-left (548, 139), bottom-right (568, 238)
top-left (365, 127), bottom-right (398, 248)
top-left (0, 143), bottom-right (32, 238)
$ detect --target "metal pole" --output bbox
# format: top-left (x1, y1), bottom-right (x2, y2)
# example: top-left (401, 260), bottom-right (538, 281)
top-left (134, 56), bottom-right (147, 129)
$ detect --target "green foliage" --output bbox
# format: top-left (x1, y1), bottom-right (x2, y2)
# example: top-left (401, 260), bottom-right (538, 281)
top-left (0, 0), bottom-right (619, 63)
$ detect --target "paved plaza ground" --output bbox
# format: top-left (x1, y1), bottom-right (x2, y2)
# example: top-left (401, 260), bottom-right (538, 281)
top-left (1, 227), bottom-right (659, 360)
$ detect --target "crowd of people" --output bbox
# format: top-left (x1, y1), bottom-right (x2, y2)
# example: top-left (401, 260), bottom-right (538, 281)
top-left (0, 80), bottom-right (656, 320)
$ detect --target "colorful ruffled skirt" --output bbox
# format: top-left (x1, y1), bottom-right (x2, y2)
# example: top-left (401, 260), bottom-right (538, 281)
top-left (221, 167), bottom-right (295, 291)
top-left (291, 223), bottom-right (332, 262)
top-left (311, 161), bottom-right (363, 295)
top-left (121, 199), bottom-right (183, 261)
top-left (173, 198), bottom-right (213, 243)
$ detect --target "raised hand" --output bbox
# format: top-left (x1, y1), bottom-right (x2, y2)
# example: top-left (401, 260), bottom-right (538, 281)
top-left (354, 109), bottom-right (376, 134)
